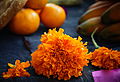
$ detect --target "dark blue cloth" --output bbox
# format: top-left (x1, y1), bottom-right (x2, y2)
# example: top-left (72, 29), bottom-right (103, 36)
top-left (0, 0), bottom-right (120, 82)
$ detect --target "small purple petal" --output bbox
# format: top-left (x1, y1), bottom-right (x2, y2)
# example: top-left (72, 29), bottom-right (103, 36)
top-left (92, 69), bottom-right (120, 82)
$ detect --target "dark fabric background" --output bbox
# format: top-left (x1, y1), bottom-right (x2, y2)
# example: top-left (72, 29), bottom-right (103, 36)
top-left (0, 0), bottom-right (120, 82)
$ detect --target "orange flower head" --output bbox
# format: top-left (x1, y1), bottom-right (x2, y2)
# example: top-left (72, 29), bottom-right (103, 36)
top-left (31, 28), bottom-right (90, 80)
top-left (3, 60), bottom-right (30, 79)
top-left (90, 47), bottom-right (120, 70)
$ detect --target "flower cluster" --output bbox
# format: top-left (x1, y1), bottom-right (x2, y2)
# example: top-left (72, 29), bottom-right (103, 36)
top-left (90, 47), bottom-right (120, 70)
top-left (3, 60), bottom-right (30, 79)
top-left (31, 28), bottom-right (91, 80)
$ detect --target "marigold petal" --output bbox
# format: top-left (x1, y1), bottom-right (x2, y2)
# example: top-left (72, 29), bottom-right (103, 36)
top-left (15, 60), bottom-right (20, 66)
top-left (2, 60), bottom-right (30, 79)
top-left (31, 28), bottom-right (90, 80)
top-left (21, 61), bottom-right (30, 68)
top-left (8, 63), bottom-right (15, 68)
top-left (90, 47), bottom-right (120, 70)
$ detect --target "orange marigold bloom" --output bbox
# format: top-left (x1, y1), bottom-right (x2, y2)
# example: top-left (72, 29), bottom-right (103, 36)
top-left (3, 60), bottom-right (30, 79)
top-left (31, 28), bottom-right (90, 80)
top-left (90, 47), bottom-right (120, 70)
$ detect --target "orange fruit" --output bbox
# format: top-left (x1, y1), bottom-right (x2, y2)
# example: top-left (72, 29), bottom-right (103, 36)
top-left (26, 0), bottom-right (48, 9)
top-left (9, 9), bottom-right (40, 35)
top-left (34, 9), bottom-right (41, 15)
top-left (40, 3), bottom-right (66, 28)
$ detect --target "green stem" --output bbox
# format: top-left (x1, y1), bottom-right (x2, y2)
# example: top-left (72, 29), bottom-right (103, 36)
top-left (91, 28), bottom-right (100, 48)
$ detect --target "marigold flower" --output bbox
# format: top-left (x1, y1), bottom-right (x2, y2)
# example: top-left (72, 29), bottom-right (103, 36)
top-left (90, 47), bottom-right (120, 70)
top-left (31, 28), bottom-right (90, 80)
top-left (3, 60), bottom-right (30, 79)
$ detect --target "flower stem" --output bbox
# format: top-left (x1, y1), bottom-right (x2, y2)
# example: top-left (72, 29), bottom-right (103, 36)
top-left (91, 28), bottom-right (100, 48)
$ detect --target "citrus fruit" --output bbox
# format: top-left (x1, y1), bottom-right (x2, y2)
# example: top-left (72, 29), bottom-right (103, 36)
top-left (40, 3), bottom-right (66, 28)
top-left (9, 8), bottom-right (40, 35)
top-left (34, 9), bottom-right (41, 15)
top-left (25, 0), bottom-right (48, 9)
